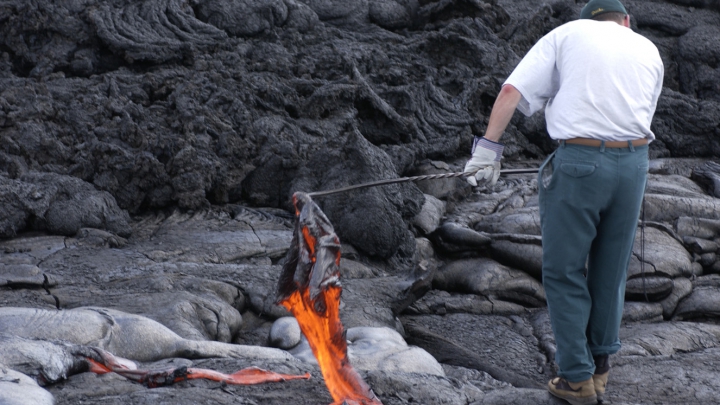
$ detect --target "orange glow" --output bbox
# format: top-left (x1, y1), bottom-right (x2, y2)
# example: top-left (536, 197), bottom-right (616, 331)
top-left (87, 357), bottom-right (311, 387)
top-left (87, 358), bottom-right (112, 374)
top-left (281, 288), bottom-right (381, 405)
top-left (184, 367), bottom-right (311, 385)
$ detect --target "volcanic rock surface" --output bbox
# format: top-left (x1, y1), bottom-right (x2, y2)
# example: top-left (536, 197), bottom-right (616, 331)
top-left (2, 0), bottom-right (720, 404)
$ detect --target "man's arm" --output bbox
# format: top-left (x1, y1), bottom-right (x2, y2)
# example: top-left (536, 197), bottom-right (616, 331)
top-left (483, 84), bottom-right (522, 142)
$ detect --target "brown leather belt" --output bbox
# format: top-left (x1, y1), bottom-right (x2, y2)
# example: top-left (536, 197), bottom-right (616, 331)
top-left (564, 138), bottom-right (648, 148)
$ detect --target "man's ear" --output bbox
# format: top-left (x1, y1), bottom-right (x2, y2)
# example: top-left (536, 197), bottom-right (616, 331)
top-left (623, 14), bottom-right (630, 28)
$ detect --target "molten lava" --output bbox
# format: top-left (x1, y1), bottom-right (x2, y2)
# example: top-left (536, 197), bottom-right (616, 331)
top-left (276, 192), bottom-right (383, 405)
top-left (87, 349), bottom-right (310, 388)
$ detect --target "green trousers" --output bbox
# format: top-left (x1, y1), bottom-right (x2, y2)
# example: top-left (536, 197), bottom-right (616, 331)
top-left (538, 141), bottom-right (648, 382)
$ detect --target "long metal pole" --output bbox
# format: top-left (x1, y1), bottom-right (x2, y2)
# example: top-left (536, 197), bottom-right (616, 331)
top-left (307, 168), bottom-right (539, 198)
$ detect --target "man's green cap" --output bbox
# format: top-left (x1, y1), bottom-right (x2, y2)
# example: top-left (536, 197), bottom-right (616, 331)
top-left (580, 0), bottom-right (627, 19)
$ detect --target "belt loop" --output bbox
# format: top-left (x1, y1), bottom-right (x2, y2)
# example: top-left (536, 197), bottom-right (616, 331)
top-left (600, 140), bottom-right (606, 153)
top-left (628, 140), bottom-right (635, 152)
top-left (560, 140), bottom-right (566, 149)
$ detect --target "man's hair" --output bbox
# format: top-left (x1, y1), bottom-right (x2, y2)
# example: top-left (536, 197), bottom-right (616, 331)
top-left (592, 11), bottom-right (626, 23)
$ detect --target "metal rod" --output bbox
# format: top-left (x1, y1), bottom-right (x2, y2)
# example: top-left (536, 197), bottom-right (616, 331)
top-left (307, 167), bottom-right (540, 198)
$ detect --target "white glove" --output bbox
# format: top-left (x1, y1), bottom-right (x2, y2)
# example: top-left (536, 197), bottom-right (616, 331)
top-left (464, 136), bottom-right (504, 187)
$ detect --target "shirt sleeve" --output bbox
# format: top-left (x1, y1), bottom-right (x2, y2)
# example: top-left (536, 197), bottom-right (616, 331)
top-left (647, 59), bottom-right (664, 127)
top-left (504, 33), bottom-right (561, 116)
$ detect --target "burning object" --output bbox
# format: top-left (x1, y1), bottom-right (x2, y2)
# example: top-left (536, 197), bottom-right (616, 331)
top-left (276, 192), bottom-right (383, 405)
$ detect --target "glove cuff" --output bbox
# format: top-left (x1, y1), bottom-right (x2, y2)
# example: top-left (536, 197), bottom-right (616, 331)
top-left (471, 136), bottom-right (504, 161)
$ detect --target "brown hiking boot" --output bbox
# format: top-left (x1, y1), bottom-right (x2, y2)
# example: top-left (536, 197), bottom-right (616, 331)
top-left (593, 355), bottom-right (610, 402)
top-left (548, 377), bottom-right (598, 405)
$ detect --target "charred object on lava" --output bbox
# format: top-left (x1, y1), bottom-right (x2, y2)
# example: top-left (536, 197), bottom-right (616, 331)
top-left (276, 192), bottom-right (382, 405)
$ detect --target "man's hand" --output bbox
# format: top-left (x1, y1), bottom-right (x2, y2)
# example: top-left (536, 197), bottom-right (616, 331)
top-left (464, 136), bottom-right (504, 187)
top-left (464, 84), bottom-right (517, 186)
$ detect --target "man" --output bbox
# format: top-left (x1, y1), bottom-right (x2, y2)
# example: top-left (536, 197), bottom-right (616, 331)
top-left (464, 1), bottom-right (663, 404)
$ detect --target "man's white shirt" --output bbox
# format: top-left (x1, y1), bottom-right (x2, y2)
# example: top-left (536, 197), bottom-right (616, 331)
top-left (504, 19), bottom-right (664, 141)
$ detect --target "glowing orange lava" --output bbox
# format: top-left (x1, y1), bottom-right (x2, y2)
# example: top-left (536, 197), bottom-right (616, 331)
top-left (277, 192), bottom-right (382, 405)
top-left (87, 357), bottom-right (310, 388)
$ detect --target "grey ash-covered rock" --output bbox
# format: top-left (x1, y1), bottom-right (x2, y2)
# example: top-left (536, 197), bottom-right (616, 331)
top-left (2, 1), bottom-right (720, 405)
top-left (0, 172), bottom-right (131, 238)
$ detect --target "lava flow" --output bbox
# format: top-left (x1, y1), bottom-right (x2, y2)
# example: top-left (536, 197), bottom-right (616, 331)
top-left (276, 192), bottom-right (383, 405)
top-left (86, 349), bottom-right (310, 388)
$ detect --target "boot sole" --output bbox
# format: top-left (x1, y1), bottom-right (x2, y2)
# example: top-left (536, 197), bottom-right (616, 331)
top-left (549, 390), bottom-right (598, 405)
